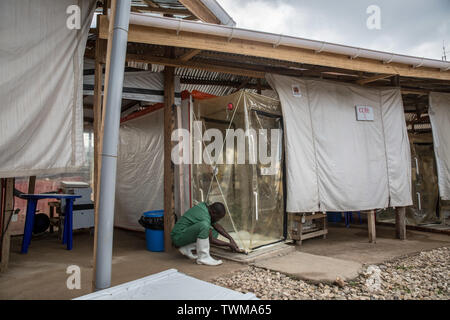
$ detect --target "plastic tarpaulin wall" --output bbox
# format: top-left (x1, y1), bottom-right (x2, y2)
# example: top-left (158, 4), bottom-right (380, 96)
top-left (429, 92), bottom-right (450, 201)
top-left (114, 110), bottom-right (165, 231)
top-left (192, 91), bottom-right (285, 252)
top-left (267, 74), bottom-right (412, 212)
top-left (84, 71), bottom-right (182, 105)
top-left (114, 76), bottom-right (185, 230)
top-left (0, 0), bottom-right (96, 178)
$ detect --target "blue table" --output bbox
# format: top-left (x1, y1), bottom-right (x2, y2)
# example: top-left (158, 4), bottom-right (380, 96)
top-left (19, 194), bottom-right (81, 253)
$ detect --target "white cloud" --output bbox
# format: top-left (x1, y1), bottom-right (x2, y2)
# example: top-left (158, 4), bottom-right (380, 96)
top-left (218, 0), bottom-right (449, 60)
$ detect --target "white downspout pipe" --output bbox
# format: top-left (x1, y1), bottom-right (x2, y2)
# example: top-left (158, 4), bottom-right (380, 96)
top-left (95, 0), bottom-right (131, 290)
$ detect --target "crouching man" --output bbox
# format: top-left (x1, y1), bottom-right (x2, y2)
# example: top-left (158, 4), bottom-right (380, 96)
top-left (171, 202), bottom-right (243, 266)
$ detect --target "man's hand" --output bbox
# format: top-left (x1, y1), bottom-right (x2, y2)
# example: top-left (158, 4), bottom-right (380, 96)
top-left (229, 241), bottom-right (244, 253)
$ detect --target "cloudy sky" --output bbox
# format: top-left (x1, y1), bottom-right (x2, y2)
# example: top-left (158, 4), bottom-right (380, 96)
top-left (217, 0), bottom-right (450, 60)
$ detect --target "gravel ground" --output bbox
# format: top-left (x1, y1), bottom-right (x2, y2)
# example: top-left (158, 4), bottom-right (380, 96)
top-left (212, 247), bottom-right (449, 300)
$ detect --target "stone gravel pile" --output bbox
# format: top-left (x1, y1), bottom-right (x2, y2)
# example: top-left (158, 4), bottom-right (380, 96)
top-left (212, 247), bottom-right (449, 300)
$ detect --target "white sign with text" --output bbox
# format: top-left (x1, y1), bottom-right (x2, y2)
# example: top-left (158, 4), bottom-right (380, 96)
top-left (355, 105), bottom-right (374, 121)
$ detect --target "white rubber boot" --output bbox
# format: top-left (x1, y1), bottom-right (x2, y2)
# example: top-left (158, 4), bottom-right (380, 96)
top-left (196, 238), bottom-right (223, 266)
top-left (178, 243), bottom-right (198, 260)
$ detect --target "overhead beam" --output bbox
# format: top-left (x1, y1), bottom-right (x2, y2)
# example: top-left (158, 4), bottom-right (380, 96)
top-left (143, 0), bottom-right (159, 8)
top-left (233, 78), bottom-right (251, 93)
top-left (356, 74), bottom-right (395, 85)
top-left (180, 78), bottom-right (271, 90)
top-left (125, 53), bottom-right (266, 78)
top-left (178, 49), bottom-right (202, 62)
top-left (178, 0), bottom-right (220, 24)
top-left (98, 16), bottom-right (450, 81)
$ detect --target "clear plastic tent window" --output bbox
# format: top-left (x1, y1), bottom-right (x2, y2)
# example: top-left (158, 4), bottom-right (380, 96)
top-left (191, 91), bottom-right (286, 252)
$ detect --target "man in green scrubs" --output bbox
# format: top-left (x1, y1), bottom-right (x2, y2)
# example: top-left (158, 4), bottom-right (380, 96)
top-left (171, 202), bottom-right (242, 266)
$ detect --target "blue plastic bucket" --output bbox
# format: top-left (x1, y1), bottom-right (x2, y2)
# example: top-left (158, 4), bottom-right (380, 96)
top-left (143, 210), bottom-right (164, 252)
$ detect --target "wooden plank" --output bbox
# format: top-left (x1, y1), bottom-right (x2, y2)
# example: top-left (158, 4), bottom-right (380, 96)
top-left (125, 54), bottom-right (266, 78)
top-left (367, 210), bottom-right (376, 243)
top-left (98, 17), bottom-right (450, 81)
top-left (178, 0), bottom-right (220, 24)
top-left (178, 49), bottom-right (202, 62)
top-left (301, 229), bottom-right (328, 241)
top-left (164, 51), bottom-right (176, 252)
top-left (356, 74), bottom-right (394, 85)
top-left (0, 178), bottom-right (14, 272)
top-left (143, 0), bottom-right (160, 8)
top-left (395, 207), bottom-right (406, 240)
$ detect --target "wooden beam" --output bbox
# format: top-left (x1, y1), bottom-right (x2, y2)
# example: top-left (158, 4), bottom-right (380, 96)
top-left (395, 207), bottom-right (406, 240)
top-left (178, 49), bottom-right (202, 62)
top-left (356, 74), bottom-right (395, 85)
top-left (233, 78), bottom-right (250, 93)
top-left (0, 178), bottom-right (14, 272)
top-left (180, 78), bottom-right (271, 90)
top-left (92, 38), bottom-right (106, 288)
top-left (28, 176), bottom-right (36, 194)
top-left (125, 53), bottom-right (266, 78)
top-left (164, 50), bottom-right (176, 252)
top-left (178, 0), bottom-right (220, 24)
top-left (257, 79), bottom-right (262, 94)
top-left (143, 0), bottom-right (159, 8)
top-left (401, 88), bottom-right (430, 96)
top-left (367, 210), bottom-right (376, 243)
top-left (98, 16), bottom-right (450, 81)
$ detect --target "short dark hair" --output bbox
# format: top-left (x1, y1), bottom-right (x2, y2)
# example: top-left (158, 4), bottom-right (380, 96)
top-left (210, 202), bottom-right (226, 216)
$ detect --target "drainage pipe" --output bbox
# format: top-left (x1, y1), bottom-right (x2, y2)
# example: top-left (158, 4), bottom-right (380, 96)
top-left (95, 0), bottom-right (131, 290)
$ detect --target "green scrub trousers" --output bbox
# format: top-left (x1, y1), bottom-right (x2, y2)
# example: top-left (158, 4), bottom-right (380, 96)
top-left (171, 202), bottom-right (219, 247)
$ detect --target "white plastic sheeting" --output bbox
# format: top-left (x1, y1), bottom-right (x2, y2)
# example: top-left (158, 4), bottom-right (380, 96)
top-left (429, 92), bottom-right (450, 200)
top-left (83, 71), bottom-right (182, 105)
top-left (267, 74), bottom-right (412, 212)
top-left (75, 269), bottom-right (257, 300)
top-left (0, 0), bottom-right (96, 178)
top-left (114, 109), bottom-right (165, 231)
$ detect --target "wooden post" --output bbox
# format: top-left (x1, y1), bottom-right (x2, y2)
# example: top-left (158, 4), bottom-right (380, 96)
top-left (0, 178), bottom-right (15, 272)
top-left (164, 49), bottom-right (176, 252)
top-left (257, 79), bottom-right (262, 95)
top-left (395, 207), bottom-right (406, 240)
top-left (367, 210), bottom-right (376, 243)
top-left (28, 176), bottom-right (36, 194)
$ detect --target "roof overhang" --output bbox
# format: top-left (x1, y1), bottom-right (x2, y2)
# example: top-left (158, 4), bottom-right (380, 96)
top-left (98, 14), bottom-right (450, 81)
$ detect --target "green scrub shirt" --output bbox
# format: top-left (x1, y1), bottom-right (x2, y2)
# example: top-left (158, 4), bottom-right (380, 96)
top-left (171, 202), bottom-right (219, 247)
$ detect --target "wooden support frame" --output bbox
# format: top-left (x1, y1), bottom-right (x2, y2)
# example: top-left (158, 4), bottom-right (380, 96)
top-left (178, 49), bottom-right (202, 62)
top-left (0, 178), bottom-right (14, 272)
top-left (125, 54), bottom-right (266, 78)
top-left (178, 0), bottom-right (220, 24)
top-left (290, 213), bottom-right (328, 246)
top-left (164, 50), bottom-right (176, 252)
top-left (356, 74), bottom-right (395, 85)
top-left (395, 207), bottom-right (406, 240)
top-left (366, 210), bottom-right (376, 243)
top-left (98, 16), bottom-right (450, 81)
